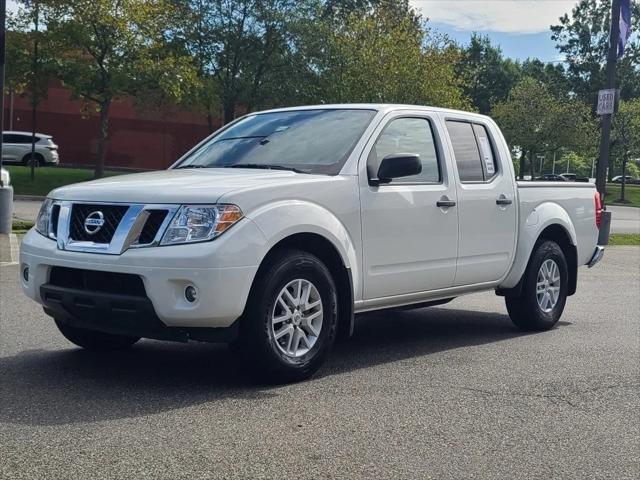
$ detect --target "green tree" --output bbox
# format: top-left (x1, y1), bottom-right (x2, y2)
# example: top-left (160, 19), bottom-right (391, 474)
top-left (551, 0), bottom-right (640, 108)
top-left (612, 99), bottom-right (640, 200)
top-left (520, 58), bottom-right (571, 99)
top-left (318, 5), bottom-right (469, 108)
top-left (39, 0), bottom-right (196, 178)
top-left (492, 78), bottom-right (595, 180)
top-left (456, 33), bottom-right (521, 114)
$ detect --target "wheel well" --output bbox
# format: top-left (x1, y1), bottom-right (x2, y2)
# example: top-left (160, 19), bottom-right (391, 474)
top-left (538, 224), bottom-right (578, 296)
top-left (255, 233), bottom-right (354, 340)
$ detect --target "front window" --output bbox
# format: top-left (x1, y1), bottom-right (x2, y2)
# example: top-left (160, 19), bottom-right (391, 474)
top-left (175, 109), bottom-right (377, 175)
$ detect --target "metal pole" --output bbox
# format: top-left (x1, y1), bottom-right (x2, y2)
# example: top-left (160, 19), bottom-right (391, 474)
top-left (9, 87), bottom-right (13, 130)
top-left (552, 151), bottom-right (556, 174)
top-left (30, 0), bottom-right (39, 181)
top-left (0, 0), bottom-right (5, 186)
top-left (595, 0), bottom-right (622, 201)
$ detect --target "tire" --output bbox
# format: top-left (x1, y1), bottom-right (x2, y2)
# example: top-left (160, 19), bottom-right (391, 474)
top-left (506, 240), bottom-right (569, 331)
top-left (54, 318), bottom-right (140, 350)
top-left (235, 249), bottom-right (338, 383)
top-left (21, 153), bottom-right (45, 167)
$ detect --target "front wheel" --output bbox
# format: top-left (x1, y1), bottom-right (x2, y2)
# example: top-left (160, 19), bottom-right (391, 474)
top-left (54, 318), bottom-right (140, 350)
top-left (505, 240), bottom-right (569, 331)
top-left (235, 249), bottom-right (338, 383)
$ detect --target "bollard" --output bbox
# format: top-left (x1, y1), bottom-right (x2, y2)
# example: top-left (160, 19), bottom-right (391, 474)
top-left (0, 185), bottom-right (14, 234)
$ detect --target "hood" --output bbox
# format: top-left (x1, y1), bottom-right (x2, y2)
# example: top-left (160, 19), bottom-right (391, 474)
top-left (49, 168), bottom-right (323, 204)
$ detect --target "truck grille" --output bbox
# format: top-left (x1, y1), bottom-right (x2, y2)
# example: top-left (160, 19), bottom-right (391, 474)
top-left (137, 210), bottom-right (168, 245)
top-left (69, 204), bottom-right (129, 244)
top-left (49, 267), bottom-right (147, 297)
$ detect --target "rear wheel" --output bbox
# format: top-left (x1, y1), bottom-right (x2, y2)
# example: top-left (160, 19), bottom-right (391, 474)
top-left (21, 153), bottom-right (45, 167)
top-left (505, 240), bottom-right (568, 331)
top-left (54, 318), bottom-right (140, 350)
top-left (235, 249), bottom-right (338, 383)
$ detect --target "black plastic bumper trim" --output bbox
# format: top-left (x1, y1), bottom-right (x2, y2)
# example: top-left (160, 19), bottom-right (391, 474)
top-left (41, 283), bottom-right (238, 343)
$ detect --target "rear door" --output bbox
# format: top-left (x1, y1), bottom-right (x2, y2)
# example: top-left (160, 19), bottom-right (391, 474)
top-left (359, 111), bottom-right (459, 299)
top-left (2, 134), bottom-right (22, 162)
top-left (443, 116), bottom-right (517, 286)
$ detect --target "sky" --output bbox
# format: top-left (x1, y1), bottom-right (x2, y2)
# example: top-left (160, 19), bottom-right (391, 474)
top-left (7, 0), bottom-right (579, 62)
top-left (411, 0), bottom-right (580, 61)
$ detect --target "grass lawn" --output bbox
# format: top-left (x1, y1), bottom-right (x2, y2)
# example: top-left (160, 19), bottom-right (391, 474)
top-left (608, 233), bottom-right (640, 246)
top-left (5, 166), bottom-right (125, 197)
top-left (605, 183), bottom-right (640, 207)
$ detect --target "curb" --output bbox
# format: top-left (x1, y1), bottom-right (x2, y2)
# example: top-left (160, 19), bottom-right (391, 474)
top-left (14, 195), bottom-right (46, 201)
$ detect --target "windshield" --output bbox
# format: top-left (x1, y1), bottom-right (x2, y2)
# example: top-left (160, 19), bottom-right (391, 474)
top-left (174, 109), bottom-right (377, 175)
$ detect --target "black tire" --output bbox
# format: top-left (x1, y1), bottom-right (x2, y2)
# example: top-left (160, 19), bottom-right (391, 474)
top-left (235, 249), bottom-right (338, 383)
top-left (506, 240), bottom-right (569, 331)
top-left (21, 153), bottom-right (45, 167)
top-left (54, 318), bottom-right (140, 350)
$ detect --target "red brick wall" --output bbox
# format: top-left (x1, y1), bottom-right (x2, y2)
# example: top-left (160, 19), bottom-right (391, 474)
top-left (3, 82), bottom-right (217, 170)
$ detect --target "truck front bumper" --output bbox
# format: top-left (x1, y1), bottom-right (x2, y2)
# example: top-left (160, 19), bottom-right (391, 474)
top-left (19, 223), bottom-right (263, 332)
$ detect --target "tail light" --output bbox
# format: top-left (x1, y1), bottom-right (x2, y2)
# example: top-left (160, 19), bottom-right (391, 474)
top-left (594, 192), bottom-right (602, 228)
top-left (46, 146), bottom-right (58, 151)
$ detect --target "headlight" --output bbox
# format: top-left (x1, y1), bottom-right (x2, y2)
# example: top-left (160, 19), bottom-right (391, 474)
top-left (160, 204), bottom-right (243, 245)
top-left (35, 198), bottom-right (53, 237)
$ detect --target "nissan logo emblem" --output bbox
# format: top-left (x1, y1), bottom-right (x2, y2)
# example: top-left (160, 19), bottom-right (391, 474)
top-left (84, 211), bottom-right (105, 235)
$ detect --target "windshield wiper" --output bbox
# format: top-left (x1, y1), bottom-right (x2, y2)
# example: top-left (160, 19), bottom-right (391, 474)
top-left (223, 163), bottom-right (308, 174)
top-left (174, 164), bottom-right (209, 169)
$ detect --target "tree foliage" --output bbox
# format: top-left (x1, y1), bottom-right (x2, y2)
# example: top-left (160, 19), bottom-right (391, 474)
top-left (551, 0), bottom-right (640, 108)
top-left (456, 34), bottom-right (521, 114)
top-left (492, 78), bottom-right (595, 179)
top-left (318, 6), bottom-right (469, 108)
top-left (36, 0), bottom-right (197, 177)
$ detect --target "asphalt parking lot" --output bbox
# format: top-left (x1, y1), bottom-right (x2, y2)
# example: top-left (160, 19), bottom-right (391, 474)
top-left (1, 247), bottom-right (639, 479)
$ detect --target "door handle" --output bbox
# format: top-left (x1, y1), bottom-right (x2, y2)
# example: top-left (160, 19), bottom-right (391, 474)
top-left (496, 195), bottom-right (513, 206)
top-left (436, 198), bottom-right (456, 208)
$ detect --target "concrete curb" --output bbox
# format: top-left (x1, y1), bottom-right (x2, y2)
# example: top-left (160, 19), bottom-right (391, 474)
top-left (14, 195), bottom-right (46, 201)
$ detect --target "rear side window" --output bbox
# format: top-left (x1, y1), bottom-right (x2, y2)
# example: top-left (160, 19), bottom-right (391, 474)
top-left (446, 121), bottom-right (498, 182)
top-left (2, 134), bottom-right (39, 144)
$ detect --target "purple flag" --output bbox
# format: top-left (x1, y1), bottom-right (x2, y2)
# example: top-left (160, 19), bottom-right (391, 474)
top-left (618, 0), bottom-right (632, 58)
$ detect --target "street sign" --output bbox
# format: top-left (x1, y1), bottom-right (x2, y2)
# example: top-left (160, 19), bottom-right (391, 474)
top-left (597, 89), bottom-right (617, 115)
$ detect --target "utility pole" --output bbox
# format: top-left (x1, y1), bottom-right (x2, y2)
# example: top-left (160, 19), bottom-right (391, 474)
top-left (0, 0), bottom-right (13, 235)
top-left (29, 0), bottom-right (39, 181)
top-left (595, 0), bottom-right (622, 201)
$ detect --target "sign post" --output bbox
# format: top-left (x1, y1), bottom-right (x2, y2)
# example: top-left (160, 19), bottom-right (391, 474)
top-left (595, 0), bottom-right (622, 201)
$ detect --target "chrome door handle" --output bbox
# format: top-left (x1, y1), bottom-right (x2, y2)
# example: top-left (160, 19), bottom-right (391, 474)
top-left (496, 195), bottom-right (513, 206)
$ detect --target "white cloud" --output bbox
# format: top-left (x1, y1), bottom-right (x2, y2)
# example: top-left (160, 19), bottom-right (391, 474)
top-left (411, 0), bottom-right (579, 34)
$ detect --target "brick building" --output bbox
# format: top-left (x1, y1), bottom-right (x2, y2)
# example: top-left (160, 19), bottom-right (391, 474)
top-left (3, 82), bottom-right (216, 171)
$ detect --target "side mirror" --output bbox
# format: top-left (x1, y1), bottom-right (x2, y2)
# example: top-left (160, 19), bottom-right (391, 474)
top-left (374, 154), bottom-right (422, 185)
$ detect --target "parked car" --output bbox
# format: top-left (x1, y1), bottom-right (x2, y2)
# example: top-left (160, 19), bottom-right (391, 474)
top-left (611, 175), bottom-right (635, 183)
top-left (559, 173), bottom-right (577, 181)
top-left (539, 174), bottom-right (565, 181)
top-left (1, 131), bottom-right (59, 166)
top-left (20, 104), bottom-right (606, 382)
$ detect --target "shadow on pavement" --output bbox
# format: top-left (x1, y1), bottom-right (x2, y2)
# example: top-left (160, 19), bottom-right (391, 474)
top-left (0, 306), bottom-right (535, 426)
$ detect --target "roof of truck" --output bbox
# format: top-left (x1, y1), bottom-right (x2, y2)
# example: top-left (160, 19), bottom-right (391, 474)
top-left (256, 103), bottom-right (490, 120)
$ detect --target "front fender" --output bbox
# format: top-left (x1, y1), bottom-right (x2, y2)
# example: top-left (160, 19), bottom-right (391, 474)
top-left (248, 200), bottom-right (361, 297)
top-left (500, 202), bottom-right (577, 289)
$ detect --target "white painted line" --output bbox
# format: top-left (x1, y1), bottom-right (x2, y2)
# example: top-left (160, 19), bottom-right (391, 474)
top-left (10, 233), bottom-right (19, 264)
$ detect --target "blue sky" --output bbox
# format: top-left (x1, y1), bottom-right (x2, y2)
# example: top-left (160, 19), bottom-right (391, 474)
top-left (411, 0), bottom-right (580, 61)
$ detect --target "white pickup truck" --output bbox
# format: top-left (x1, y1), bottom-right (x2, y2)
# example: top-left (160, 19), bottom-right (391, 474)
top-left (20, 104), bottom-right (606, 382)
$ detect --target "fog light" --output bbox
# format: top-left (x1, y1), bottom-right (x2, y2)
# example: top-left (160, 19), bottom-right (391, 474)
top-left (185, 285), bottom-right (197, 303)
top-left (22, 266), bottom-right (30, 282)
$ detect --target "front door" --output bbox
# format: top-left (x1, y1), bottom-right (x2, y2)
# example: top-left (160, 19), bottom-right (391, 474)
top-left (360, 112), bottom-right (459, 300)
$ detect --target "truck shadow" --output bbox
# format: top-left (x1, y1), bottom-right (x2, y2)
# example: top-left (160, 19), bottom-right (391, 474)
top-left (0, 307), bottom-right (546, 427)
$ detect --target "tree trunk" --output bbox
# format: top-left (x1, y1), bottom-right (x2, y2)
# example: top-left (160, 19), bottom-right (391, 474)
top-left (620, 155), bottom-right (627, 202)
top-left (206, 110), bottom-right (214, 133)
top-left (529, 151), bottom-right (535, 180)
top-left (519, 150), bottom-right (527, 181)
top-left (223, 100), bottom-right (235, 125)
top-left (95, 100), bottom-right (111, 179)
